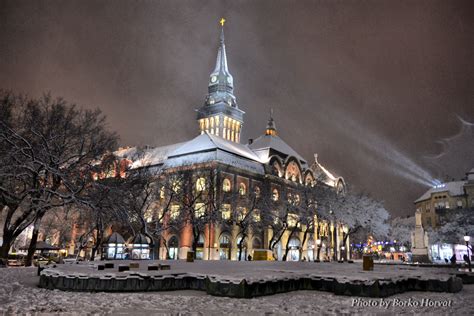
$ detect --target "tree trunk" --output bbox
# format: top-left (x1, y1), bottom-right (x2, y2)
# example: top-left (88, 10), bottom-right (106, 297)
top-left (25, 213), bottom-right (44, 266)
top-left (300, 227), bottom-right (309, 261)
top-left (238, 233), bottom-right (247, 261)
top-left (0, 231), bottom-right (14, 260)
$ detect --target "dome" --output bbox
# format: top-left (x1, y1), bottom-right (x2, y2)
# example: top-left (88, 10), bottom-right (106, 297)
top-left (106, 232), bottom-right (125, 244)
top-left (131, 233), bottom-right (149, 245)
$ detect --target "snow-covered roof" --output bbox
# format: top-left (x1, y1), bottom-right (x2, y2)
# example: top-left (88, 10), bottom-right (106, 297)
top-left (131, 142), bottom-right (186, 169)
top-left (310, 156), bottom-right (343, 188)
top-left (169, 132), bottom-right (262, 163)
top-left (163, 148), bottom-right (265, 174)
top-left (114, 147), bottom-right (138, 160)
top-left (414, 181), bottom-right (466, 203)
top-left (248, 134), bottom-right (307, 165)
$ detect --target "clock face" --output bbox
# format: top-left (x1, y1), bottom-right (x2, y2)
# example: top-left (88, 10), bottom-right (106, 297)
top-left (210, 76), bottom-right (217, 83)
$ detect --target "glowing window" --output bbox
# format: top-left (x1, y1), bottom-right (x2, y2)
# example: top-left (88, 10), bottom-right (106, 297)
top-left (195, 203), bottom-right (205, 218)
top-left (144, 208), bottom-right (154, 223)
top-left (237, 207), bottom-right (247, 221)
top-left (294, 194), bottom-right (300, 205)
top-left (221, 204), bottom-right (231, 220)
top-left (172, 180), bottom-right (181, 193)
top-left (253, 210), bottom-right (261, 222)
top-left (288, 213), bottom-right (299, 227)
top-left (170, 205), bottom-right (180, 220)
top-left (196, 177), bottom-right (206, 192)
top-left (272, 188), bottom-right (279, 201)
top-left (160, 187), bottom-right (165, 199)
top-left (239, 183), bottom-right (246, 196)
top-left (222, 178), bottom-right (231, 192)
top-left (254, 186), bottom-right (261, 198)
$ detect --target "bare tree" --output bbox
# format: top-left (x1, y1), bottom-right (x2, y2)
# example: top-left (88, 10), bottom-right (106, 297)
top-left (0, 91), bottom-right (117, 265)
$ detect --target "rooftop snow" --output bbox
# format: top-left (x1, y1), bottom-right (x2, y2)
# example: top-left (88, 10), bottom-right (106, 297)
top-left (414, 180), bottom-right (467, 203)
top-left (249, 134), bottom-right (307, 164)
top-left (163, 149), bottom-right (265, 174)
top-left (131, 142), bottom-right (186, 169)
top-left (168, 132), bottom-right (263, 163)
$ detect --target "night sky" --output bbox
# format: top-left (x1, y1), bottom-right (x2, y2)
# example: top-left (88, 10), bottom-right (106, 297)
top-left (1, 0), bottom-right (473, 217)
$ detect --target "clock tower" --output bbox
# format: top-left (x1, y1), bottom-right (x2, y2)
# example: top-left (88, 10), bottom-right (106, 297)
top-left (196, 19), bottom-right (244, 143)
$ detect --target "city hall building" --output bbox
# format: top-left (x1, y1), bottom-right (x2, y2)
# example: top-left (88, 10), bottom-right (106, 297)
top-left (101, 24), bottom-right (347, 261)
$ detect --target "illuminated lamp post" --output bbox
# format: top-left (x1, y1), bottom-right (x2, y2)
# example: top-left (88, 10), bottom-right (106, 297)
top-left (464, 235), bottom-right (472, 272)
top-left (340, 246), bottom-right (345, 262)
top-left (315, 239), bottom-right (321, 262)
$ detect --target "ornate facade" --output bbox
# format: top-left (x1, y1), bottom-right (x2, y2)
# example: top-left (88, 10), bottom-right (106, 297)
top-left (112, 23), bottom-right (347, 261)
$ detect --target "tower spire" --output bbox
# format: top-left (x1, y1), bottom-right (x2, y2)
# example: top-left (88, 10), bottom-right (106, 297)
top-left (266, 108), bottom-right (277, 136)
top-left (196, 18), bottom-right (245, 143)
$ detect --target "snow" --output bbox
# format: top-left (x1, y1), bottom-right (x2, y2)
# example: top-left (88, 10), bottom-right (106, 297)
top-left (1, 265), bottom-right (473, 315)
top-left (249, 134), bottom-right (307, 166)
top-left (415, 181), bottom-right (467, 203)
top-left (130, 142), bottom-right (186, 169)
top-left (41, 260), bottom-right (459, 284)
top-left (169, 132), bottom-right (262, 163)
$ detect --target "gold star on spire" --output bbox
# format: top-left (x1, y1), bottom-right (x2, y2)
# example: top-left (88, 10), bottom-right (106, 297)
top-left (219, 18), bottom-right (226, 27)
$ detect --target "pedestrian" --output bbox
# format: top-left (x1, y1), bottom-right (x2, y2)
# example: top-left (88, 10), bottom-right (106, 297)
top-left (450, 254), bottom-right (456, 265)
top-left (247, 254), bottom-right (252, 261)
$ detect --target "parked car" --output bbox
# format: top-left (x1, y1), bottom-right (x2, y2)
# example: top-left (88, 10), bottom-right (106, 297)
top-left (7, 254), bottom-right (26, 267)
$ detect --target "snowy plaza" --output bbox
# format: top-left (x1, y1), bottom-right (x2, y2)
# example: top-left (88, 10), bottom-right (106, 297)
top-left (2, 262), bottom-right (474, 315)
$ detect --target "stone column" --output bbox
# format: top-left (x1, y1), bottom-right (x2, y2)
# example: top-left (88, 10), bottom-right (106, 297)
top-left (179, 223), bottom-right (193, 260)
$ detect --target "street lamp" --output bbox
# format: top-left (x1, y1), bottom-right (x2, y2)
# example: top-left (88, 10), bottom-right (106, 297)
top-left (464, 235), bottom-right (472, 272)
top-left (315, 239), bottom-right (322, 262)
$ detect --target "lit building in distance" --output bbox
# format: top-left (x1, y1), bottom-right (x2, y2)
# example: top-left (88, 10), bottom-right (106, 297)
top-left (412, 168), bottom-right (474, 262)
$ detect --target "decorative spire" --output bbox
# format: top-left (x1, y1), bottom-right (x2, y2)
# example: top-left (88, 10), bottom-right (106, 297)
top-left (205, 18), bottom-right (237, 108)
top-left (266, 108), bottom-right (277, 136)
top-left (197, 19), bottom-right (244, 143)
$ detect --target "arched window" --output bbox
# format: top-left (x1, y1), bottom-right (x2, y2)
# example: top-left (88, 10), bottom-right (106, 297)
top-left (288, 238), bottom-right (301, 261)
top-left (294, 194), bottom-right (301, 205)
top-left (285, 160), bottom-right (301, 182)
top-left (196, 177), bottom-right (206, 192)
top-left (219, 234), bottom-right (231, 260)
top-left (168, 236), bottom-right (179, 260)
top-left (239, 183), bottom-right (246, 196)
top-left (222, 178), bottom-right (231, 192)
top-left (272, 188), bottom-right (279, 201)
top-left (254, 186), bottom-right (261, 198)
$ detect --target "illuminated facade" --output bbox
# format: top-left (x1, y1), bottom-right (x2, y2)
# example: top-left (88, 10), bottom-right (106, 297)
top-left (412, 168), bottom-right (474, 262)
top-left (110, 23), bottom-right (347, 261)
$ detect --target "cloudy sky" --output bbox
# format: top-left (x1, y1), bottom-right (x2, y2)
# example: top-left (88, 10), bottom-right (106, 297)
top-left (1, 0), bottom-right (473, 217)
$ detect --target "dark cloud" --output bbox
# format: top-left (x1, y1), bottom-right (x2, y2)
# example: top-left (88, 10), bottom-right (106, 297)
top-left (1, 0), bottom-right (473, 216)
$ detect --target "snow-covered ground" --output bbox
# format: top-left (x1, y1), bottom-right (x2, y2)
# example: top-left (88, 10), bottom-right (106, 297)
top-left (44, 259), bottom-right (460, 283)
top-left (1, 266), bottom-right (473, 315)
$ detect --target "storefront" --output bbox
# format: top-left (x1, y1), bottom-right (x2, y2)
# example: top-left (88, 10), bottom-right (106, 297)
top-left (103, 232), bottom-right (126, 260)
top-left (129, 234), bottom-right (150, 260)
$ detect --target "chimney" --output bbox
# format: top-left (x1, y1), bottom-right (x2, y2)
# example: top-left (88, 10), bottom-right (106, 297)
top-left (248, 138), bottom-right (253, 145)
